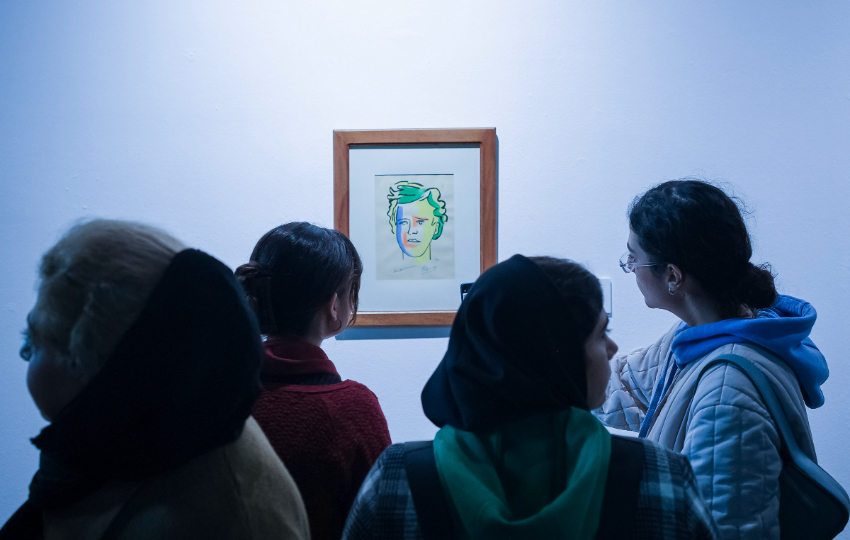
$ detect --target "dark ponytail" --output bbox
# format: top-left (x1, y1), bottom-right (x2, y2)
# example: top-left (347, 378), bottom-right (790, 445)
top-left (235, 222), bottom-right (362, 336)
top-left (628, 179), bottom-right (777, 317)
top-left (234, 261), bottom-right (278, 335)
top-left (737, 263), bottom-right (777, 310)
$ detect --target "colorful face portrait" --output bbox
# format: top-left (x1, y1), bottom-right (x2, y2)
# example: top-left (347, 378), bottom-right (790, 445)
top-left (388, 181), bottom-right (448, 263)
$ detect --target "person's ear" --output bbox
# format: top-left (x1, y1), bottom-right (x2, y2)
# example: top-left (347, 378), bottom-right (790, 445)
top-left (312, 293), bottom-right (344, 342)
top-left (665, 264), bottom-right (684, 296)
top-left (326, 292), bottom-right (341, 324)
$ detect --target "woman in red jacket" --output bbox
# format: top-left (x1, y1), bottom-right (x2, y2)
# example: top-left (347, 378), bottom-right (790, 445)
top-left (236, 222), bottom-right (391, 540)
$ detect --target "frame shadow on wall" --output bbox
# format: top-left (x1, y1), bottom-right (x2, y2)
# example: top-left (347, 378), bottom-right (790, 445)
top-left (335, 326), bottom-right (452, 340)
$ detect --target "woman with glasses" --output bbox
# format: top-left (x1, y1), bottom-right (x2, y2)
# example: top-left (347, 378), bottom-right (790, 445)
top-left (597, 179), bottom-right (828, 539)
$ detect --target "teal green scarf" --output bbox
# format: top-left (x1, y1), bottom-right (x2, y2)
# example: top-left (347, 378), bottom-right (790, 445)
top-left (432, 408), bottom-right (611, 540)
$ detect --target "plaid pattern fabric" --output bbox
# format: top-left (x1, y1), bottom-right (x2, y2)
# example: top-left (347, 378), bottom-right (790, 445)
top-left (342, 440), bottom-right (719, 540)
top-left (342, 443), bottom-right (420, 540)
top-left (634, 439), bottom-right (719, 540)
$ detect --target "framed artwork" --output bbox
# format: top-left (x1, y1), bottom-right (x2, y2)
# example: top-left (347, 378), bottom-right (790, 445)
top-left (334, 128), bottom-right (497, 326)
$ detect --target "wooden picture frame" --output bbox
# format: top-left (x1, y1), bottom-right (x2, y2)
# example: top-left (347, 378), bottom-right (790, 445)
top-left (334, 128), bottom-right (497, 326)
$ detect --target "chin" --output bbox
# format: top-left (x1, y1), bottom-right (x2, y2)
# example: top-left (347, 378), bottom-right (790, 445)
top-left (587, 396), bottom-right (606, 411)
top-left (642, 294), bottom-right (665, 310)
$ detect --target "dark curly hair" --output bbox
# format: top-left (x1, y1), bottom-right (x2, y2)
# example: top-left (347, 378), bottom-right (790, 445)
top-left (235, 222), bottom-right (362, 336)
top-left (628, 179), bottom-right (776, 317)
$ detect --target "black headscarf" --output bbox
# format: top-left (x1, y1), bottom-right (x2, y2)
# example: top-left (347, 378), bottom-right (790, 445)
top-left (421, 254), bottom-right (597, 432)
top-left (1, 249), bottom-right (262, 537)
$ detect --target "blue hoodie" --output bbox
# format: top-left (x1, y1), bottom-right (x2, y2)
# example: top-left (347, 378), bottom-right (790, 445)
top-left (670, 295), bottom-right (829, 408)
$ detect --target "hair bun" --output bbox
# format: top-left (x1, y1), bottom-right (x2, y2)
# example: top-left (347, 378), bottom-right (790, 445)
top-left (737, 262), bottom-right (777, 310)
top-left (234, 261), bottom-right (278, 334)
top-left (235, 261), bottom-right (270, 282)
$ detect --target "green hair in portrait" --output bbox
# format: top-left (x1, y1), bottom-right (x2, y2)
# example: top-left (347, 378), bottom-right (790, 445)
top-left (387, 181), bottom-right (448, 263)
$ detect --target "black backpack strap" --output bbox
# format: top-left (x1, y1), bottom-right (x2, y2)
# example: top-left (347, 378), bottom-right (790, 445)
top-left (594, 435), bottom-right (646, 540)
top-left (699, 354), bottom-right (850, 538)
top-left (403, 441), bottom-right (458, 540)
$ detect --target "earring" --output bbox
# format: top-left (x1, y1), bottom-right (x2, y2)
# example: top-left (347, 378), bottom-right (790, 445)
top-left (668, 285), bottom-right (677, 296)
top-left (329, 318), bottom-right (343, 332)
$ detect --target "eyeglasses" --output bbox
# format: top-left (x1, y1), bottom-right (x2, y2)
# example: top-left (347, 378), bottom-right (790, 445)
top-left (619, 252), bottom-right (661, 273)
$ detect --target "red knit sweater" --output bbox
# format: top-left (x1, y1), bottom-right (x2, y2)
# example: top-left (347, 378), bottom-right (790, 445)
top-left (252, 338), bottom-right (391, 540)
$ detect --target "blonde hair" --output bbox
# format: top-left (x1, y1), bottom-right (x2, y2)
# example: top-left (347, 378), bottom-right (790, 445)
top-left (28, 219), bottom-right (185, 383)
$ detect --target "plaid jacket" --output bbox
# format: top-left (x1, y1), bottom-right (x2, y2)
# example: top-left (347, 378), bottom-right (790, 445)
top-left (342, 438), bottom-right (719, 540)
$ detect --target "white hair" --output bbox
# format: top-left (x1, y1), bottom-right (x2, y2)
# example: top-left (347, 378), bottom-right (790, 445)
top-left (28, 219), bottom-right (186, 384)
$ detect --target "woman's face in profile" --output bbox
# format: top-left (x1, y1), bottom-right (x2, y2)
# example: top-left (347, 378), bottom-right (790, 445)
top-left (584, 309), bottom-right (617, 409)
top-left (627, 230), bottom-right (668, 309)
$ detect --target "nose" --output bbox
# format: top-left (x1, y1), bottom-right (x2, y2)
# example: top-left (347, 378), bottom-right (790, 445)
top-left (607, 336), bottom-right (618, 358)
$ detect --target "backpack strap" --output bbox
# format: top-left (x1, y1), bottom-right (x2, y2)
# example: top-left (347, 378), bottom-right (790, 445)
top-left (700, 355), bottom-right (849, 493)
top-left (403, 441), bottom-right (458, 540)
top-left (698, 355), bottom-right (850, 535)
top-left (699, 355), bottom-right (804, 457)
top-left (593, 435), bottom-right (646, 540)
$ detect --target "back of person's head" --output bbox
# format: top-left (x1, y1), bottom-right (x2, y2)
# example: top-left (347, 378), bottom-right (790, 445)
top-left (628, 179), bottom-right (776, 316)
top-left (422, 254), bottom-right (605, 431)
top-left (29, 219), bottom-right (185, 384)
top-left (236, 222), bottom-right (362, 336)
top-left (527, 256), bottom-right (603, 353)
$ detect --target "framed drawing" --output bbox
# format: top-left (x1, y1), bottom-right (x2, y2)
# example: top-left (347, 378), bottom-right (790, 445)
top-left (334, 128), bottom-right (497, 326)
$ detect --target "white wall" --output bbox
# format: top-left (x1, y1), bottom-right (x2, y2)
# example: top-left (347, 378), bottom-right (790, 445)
top-left (1, 0), bottom-right (848, 530)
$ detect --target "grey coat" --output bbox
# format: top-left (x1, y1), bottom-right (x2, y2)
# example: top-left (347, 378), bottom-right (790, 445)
top-left (596, 324), bottom-right (816, 540)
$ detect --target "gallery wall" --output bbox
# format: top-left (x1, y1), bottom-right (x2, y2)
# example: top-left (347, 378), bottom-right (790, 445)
top-left (1, 0), bottom-right (848, 528)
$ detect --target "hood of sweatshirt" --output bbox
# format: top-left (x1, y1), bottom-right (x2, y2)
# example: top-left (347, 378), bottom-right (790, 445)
top-left (671, 295), bottom-right (828, 408)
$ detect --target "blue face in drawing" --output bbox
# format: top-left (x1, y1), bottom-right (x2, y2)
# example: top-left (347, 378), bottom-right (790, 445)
top-left (395, 200), bottom-right (437, 259)
top-left (395, 205), bottom-right (415, 257)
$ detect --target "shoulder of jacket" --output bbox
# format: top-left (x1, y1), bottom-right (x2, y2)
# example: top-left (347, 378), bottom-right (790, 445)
top-left (375, 443), bottom-right (406, 470)
top-left (341, 379), bottom-right (383, 399)
top-left (609, 435), bottom-right (684, 474)
top-left (629, 436), bottom-right (683, 466)
top-left (687, 341), bottom-right (794, 380)
top-left (105, 423), bottom-right (308, 539)
top-left (685, 353), bottom-right (772, 420)
top-left (629, 438), bottom-right (697, 498)
top-left (326, 383), bottom-right (390, 429)
top-left (357, 443), bottom-right (408, 498)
